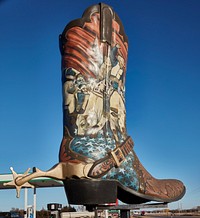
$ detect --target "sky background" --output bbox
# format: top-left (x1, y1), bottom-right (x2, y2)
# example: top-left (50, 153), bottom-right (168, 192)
top-left (0, 0), bottom-right (200, 212)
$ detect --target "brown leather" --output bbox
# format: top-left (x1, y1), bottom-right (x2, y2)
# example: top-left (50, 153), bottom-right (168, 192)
top-left (136, 152), bottom-right (185, 201)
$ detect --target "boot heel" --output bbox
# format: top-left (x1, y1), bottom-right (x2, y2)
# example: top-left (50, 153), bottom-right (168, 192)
top-left (63, 179), bottom-right (117, 205)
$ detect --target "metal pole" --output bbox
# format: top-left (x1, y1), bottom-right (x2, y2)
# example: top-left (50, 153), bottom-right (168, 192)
top-left (24, 188), bottom-right (28, 218)
top-left (105, 210), bottom-right (108, 218)
top-left (33, 187), bottom-right (36, 218)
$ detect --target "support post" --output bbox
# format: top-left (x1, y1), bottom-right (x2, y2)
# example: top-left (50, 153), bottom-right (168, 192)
top-left (33, 187), bottom-right (36, 218)
top-left (24, 188), bottom-right (28, 218)
top-left (105, 210), bottom-right (109, 218)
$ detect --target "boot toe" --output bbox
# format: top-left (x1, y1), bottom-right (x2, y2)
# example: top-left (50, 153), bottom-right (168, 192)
top-left (144, 178), bottom-right (186, 202)
top-left (164, 179), bottom-right (186, 201)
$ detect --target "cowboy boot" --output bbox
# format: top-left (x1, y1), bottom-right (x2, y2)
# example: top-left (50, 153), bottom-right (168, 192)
top-left (59, 3), bottom-right (185, 205)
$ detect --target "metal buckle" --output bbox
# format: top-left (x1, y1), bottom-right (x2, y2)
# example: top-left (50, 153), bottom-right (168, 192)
top-left (111, 147), bottom-right (125, 167)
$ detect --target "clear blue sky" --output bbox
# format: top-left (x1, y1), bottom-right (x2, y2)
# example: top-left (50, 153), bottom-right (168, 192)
top-left (0, 0), bottom-right (200, 212)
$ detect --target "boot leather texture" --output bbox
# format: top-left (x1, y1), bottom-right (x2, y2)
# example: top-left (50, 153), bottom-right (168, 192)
top-left (59, 3), bottom-right (185, 204)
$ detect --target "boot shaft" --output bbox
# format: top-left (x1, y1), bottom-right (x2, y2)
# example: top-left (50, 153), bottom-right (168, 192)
top-left (59, 3), bottom-right (129, 161)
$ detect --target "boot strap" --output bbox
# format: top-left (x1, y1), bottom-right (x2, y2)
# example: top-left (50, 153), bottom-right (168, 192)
top-left (88, 136), bottom-right (134, 178)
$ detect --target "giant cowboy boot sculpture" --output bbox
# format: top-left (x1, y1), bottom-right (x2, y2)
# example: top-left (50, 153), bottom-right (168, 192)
top-left (59, 3), bottom-right (185, 205)
top-left (4, 3), bottom-right (185, 206)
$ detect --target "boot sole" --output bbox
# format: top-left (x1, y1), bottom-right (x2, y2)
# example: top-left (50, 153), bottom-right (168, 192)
top-left (63, 178), bottom-right (186, 205)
